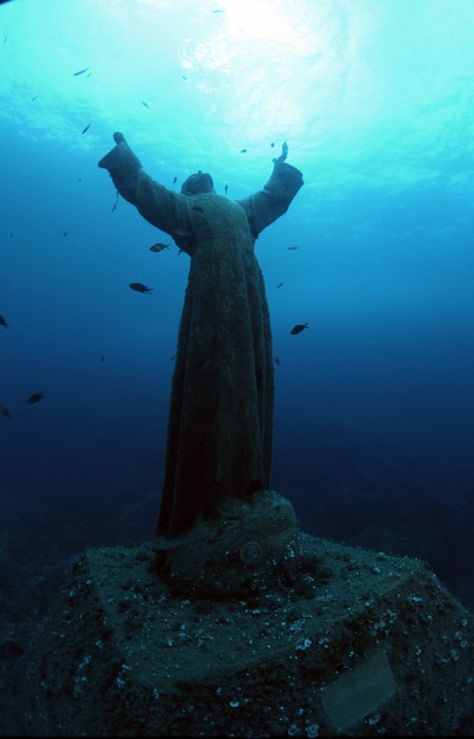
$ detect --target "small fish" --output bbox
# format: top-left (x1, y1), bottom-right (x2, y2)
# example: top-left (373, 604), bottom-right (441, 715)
top-left (82, 122), bottom-right (91, 134)
top-left (212, 8), bottom-right (224, 12)
top-left (192, 205), bottom-right (203, 213)
top-left (149, 242), bottom-right (170, 253)
top-left (273, 355), bottom-right (281, 366)
top-left (181, 75), bottom-right (188, 80)
top-left (290, 323), bottom-right (309, 335)
top-left (27, 392), bottom-right (45, 404)
top-left (240, 148), bottom-right (247, 153)
top-left (173, 176), bottom-right (177, 185)
top-left (100, 354), bottom-right (105, 363)
top-left (73, 68), bottom-right (90, 77)
top-left (0, 405), bottom-right (13, 420)
top-left (271, 142), bottom-right (275, 148)
top-left (78, 177), bottom-right (82, 182)
top-left (9, 232), bottom-right (13, 237)
top-left (84, 72), bottom-right (92, 78)
top-left (287, 246), bottom-right (299, 250)
top-left (276, 282), bottom-right (283, 289)
top-left (224, 184), bottom-right (228, 195)
top-left (0, 315), bottom-right (9, 329)
top-left (129, 282), bottom-right (153, 294)
top-left (63, 231), bottom-right (68, 237)
top-left (31, 95), bottom-right (38, 101)
top-left (142, 101), bottom-right (150, 108)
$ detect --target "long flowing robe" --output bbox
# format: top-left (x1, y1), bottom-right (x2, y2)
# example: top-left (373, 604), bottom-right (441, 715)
top-left (98, 141), bottom-right (303, 536)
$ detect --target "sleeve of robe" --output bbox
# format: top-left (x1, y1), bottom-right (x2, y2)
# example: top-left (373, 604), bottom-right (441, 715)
top-left (98, 138), bottom-right (190, 246)
top-left (237, 160), bottom-right (304, 238)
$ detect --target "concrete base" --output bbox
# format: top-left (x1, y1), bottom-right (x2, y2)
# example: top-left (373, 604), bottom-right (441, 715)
top-left (16, 535), bottom-right (472, 735)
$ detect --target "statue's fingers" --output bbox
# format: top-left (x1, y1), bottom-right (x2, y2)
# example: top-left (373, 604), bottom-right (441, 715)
top-left (272, 141), bottom-right (289, 165)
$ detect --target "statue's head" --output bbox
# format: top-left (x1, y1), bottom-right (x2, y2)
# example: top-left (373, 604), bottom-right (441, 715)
top-left (181, 171), bottom-right (214, 196)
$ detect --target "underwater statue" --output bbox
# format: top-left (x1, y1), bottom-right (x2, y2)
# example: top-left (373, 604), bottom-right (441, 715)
top-left (99, 132), bottom-right (303, 537)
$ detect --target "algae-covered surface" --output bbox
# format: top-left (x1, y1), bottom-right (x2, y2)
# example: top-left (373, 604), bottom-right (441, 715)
top-left (1, 531), bottom-right (473, 736)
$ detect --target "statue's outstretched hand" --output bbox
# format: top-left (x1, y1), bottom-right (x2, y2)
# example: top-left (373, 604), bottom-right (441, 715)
top-left (98, 131), bottom-right (140, 173)
top-left (272, 141), bottom-right (288, 165)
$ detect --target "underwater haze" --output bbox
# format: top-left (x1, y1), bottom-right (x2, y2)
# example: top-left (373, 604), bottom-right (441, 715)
top-left (1, 0), bottom-right (473, 619)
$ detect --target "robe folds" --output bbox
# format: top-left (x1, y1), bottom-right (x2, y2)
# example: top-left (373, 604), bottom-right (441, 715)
top-left (98, 140), bottom-right (303, 536)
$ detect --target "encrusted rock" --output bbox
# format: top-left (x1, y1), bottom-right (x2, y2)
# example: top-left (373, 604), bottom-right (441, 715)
top-left (151, 489), bottom-right (297, 597)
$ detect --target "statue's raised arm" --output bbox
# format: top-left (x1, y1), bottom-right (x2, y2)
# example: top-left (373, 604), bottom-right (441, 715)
top-left (237, 142), bottom-right (304, 239)
top-left (98, 132), bottom-right (189, 243)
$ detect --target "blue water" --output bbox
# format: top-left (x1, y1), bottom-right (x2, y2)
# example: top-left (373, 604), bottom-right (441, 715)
top-left (0, 0), bottom-right (473, 613)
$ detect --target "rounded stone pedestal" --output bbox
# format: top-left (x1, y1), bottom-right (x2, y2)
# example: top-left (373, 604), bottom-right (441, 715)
top-left (151, 489), bottom-right (299, 599)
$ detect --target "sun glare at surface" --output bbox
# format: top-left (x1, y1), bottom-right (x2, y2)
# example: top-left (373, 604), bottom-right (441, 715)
top-left (1, 0), bottom-right (473, 193)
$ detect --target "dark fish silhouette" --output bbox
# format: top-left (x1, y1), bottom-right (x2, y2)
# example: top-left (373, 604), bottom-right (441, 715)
top-left (142, 101), bottom-right (150, 108)
top-left (0, 404), bottom-right (12, 419)
top-left (212, 8), bottom-right (224, 11)
top-left (82, 122), bottom-right (91, 134)
top-left (173, 176), bottom-right (177, 185)
top-left (271, 142), bottom-right (275, 148)
top-left (276, 282), bottom-right (283, 289)
top-left (0, 315), bottom-right (9, 329)
top-left (224, 184), bottom-right (228, 195)
top-left (63, 231), bottom-right (68, 237)
top-left (129, 282), bottom-right (153, 293)
top-left (9, 232), bottom-right (13, 237)
top-left (240, 148), bottom-right (247, 153)
top-left (27, 392), bottom-right (45, 404)
top-left (287, 246), bottom-right (299, 250)
top-left (149, 242), bottom-right (170, 253)
top-left (73, 68), bottom-right (90, 76)
top-left (31, 95), bottom-right (38, 101)
top-left (100, 354), bottom-right (105, 363)
top-left (290, 323), bottom-right (309, 335)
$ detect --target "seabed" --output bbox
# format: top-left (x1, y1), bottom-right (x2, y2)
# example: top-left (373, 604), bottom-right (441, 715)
top-left (1, 490), bottom-right (473, 736)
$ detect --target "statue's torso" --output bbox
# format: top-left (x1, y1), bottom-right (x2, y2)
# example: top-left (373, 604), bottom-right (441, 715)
top-left (184, 193), bottom-right (254, 257)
